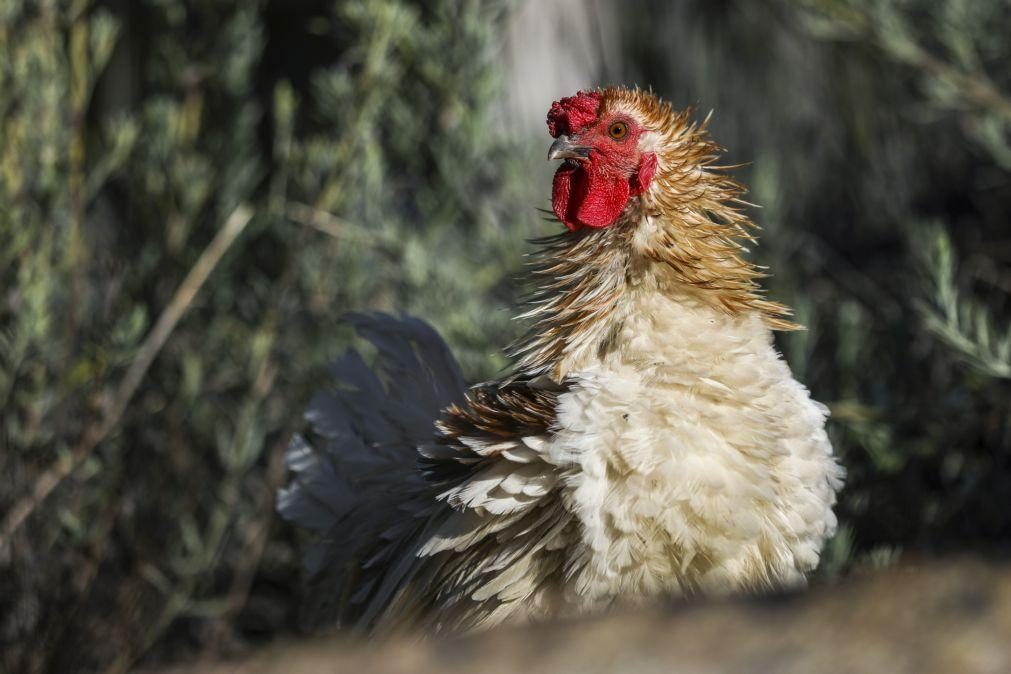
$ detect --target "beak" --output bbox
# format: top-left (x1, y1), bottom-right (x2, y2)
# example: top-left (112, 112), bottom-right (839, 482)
top-left (548, 135), bottom-right (590, 161)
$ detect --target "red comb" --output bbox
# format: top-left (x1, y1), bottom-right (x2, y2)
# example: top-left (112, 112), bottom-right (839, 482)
top-left (547, 91), bottom-right (602, 138)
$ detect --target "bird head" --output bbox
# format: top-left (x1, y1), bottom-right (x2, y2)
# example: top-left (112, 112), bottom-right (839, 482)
top-left (539, 87), bottom-right (798, 334)
top-left (547, 89), bottom-right (661, 232)
top-left (547, 86), bottom-right (736, 234)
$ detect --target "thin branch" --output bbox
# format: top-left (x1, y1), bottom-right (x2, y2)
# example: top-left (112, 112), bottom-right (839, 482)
top-left (286, 201), bottom-right (379, 245)
top-left (913, 51), bottom-right (1011, 122)
top-left (0, 205), bottom-right (254, 552)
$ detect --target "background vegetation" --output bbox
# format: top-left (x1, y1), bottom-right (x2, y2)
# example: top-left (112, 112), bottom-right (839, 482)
top-left (1, 0), bottom-right (1008, 672)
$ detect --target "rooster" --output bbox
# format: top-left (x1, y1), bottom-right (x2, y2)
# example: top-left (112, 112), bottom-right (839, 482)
top-left (279, 87), bottom-right (844, 634)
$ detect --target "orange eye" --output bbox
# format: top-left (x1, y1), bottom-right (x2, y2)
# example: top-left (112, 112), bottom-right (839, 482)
top-left (608, 121), bottom-right (628, 139)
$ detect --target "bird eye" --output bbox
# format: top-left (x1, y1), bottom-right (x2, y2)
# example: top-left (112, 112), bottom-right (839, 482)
top-left (608, 121), bottom-right (628, 139)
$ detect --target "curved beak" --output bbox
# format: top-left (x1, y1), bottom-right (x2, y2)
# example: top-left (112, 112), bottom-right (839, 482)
top-left (548, 135), bottom-right (590, 161)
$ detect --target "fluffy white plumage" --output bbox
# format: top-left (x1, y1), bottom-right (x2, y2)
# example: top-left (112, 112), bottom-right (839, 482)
top-left (546, 284), bottom-right (842, 602)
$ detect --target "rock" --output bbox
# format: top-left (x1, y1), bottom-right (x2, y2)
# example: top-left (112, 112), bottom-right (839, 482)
top-left (149, 558), bottom-right (1011, 674)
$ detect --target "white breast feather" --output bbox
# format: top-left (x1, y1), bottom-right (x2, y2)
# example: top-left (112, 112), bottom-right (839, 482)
top-left (545, 281), bottom-right (844, 606)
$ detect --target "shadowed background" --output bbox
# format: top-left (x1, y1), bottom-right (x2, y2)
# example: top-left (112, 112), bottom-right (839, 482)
top-left (1, 1), bottom-right (1009, 672)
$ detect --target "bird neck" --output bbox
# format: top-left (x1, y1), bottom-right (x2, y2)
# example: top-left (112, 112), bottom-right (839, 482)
top-left (510, 206), bottom-right (795, 381)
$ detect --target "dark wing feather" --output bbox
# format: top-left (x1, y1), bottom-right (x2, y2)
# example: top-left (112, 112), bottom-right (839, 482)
top-left (278, 313), bottom-right (574, 633)
top-left (277, 313), bottom-right (466, 621)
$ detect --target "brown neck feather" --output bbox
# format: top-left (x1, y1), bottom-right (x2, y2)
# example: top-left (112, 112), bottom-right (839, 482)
top-left (509, 223), bottom-right (633, 379)
top-left (636, 91), bottom-right (795, 332)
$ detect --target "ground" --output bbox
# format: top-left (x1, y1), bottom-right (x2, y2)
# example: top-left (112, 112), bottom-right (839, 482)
top-left (148, 558), bottom-right (1011, 674)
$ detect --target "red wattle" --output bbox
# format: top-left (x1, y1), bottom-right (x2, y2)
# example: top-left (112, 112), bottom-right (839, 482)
top-left (552, 163), bottom-right (579, 231)
top-left (552, 163), bottom-right (631, 231)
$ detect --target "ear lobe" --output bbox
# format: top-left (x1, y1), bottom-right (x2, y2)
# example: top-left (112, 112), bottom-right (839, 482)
top-left (631, 152), bottom-right (658, 196)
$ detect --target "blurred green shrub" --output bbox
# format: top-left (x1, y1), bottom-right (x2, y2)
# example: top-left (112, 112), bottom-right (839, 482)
top-left (1, 1), bottom-right (535, 671)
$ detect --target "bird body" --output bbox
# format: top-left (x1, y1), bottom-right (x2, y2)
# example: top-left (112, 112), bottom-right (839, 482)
top-left (537, 283), bottom-right (838, 602)
top-left (279, 87), bottom-right (844, 634)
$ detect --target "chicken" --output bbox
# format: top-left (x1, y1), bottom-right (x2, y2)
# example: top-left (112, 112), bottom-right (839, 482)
top-left (278, 87), bottom-right (844, 634)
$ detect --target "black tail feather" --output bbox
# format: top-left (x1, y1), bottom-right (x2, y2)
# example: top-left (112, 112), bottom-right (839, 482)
top-left (277, 313), bottom-right (466, 579)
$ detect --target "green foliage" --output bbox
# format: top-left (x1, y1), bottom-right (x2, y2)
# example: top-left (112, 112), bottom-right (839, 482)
top-left (917, 223), bottom-right (1011, 380)
top-left (1, 1), bottom-right (535, 671)
top-left (798, 0), bottom-right (1011, 167)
